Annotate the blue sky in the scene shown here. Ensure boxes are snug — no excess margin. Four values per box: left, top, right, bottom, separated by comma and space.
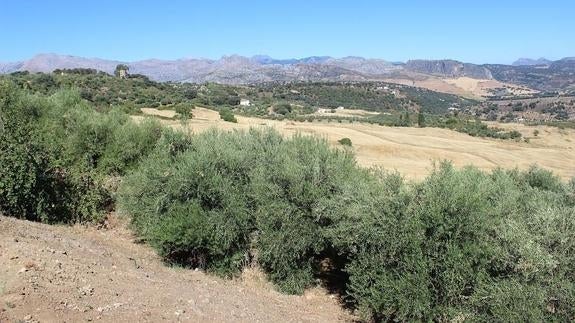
0, 0, 573, 64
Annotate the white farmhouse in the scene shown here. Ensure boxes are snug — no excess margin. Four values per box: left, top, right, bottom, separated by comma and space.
240, 99, 251, 106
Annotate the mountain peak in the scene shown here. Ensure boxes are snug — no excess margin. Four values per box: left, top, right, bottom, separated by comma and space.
512, 57, 551, 66
405, 59, 493, 79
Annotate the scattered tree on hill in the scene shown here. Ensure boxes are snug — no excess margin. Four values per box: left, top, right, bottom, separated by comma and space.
273, 103, 292, 115
175, 104, 192, 120
401, 110, 411, 126
418, 111, 426, 127
114, 64, 129, 78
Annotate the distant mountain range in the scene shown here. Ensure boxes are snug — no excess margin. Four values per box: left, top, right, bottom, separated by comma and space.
512, 58, 552, 66
404, 60, 493, 79
1, 53, 574, 92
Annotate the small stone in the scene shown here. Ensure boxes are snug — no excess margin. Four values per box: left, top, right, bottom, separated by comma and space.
79, 285, 94, 296
24, 314, 32, 320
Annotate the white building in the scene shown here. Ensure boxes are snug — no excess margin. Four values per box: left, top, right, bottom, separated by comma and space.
240, 99, 251, 106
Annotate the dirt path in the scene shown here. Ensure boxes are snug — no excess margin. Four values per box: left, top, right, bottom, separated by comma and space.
0, 215, 353, 322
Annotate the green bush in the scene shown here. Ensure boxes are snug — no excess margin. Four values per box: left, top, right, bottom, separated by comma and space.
250, 134, 360, 293
273, 103, 292, 115
116, 125, 574, 321
0, 86, 163, 223
118, 129, 268, 275
99, 118, 163, 175
340, 163, 575, 321
174, 103, 192, 120
338, 137, 352, 146
118, 129, 364, 287
0, 84, 108, 223
0, 124, 54, 221
219, 109, 237, 123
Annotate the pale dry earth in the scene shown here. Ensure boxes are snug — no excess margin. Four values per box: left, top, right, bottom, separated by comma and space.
443, 77, 537, 97
0, 215, 353, 323
138, 107, 575, 181
384, 76, 536, 99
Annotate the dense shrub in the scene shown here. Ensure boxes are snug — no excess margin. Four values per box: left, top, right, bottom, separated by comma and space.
250, 134, 361, 293
118, 129, 269, 275
0, 117, 54, 221
117, 125, 574, 321
0, 83, 107, 222
219, 109, 237, 123
0, 85, 164, 223
338, 137, 352, 146
118, 129, 364, 286
174, 103, 192, 120
338, 163, 575, 321
0, 82, 54, 220
273, 103, 292, 115
99, 118, 163, 175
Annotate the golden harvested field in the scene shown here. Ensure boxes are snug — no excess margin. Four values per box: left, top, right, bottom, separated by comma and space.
443, 77, 537, 97
136, 108, 575, 181
384, 75, 536, 99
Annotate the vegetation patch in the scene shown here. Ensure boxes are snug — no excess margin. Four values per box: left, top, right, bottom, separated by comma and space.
116, 130, 575, 321
338, 137, 352, 146
219, 109, 238, 123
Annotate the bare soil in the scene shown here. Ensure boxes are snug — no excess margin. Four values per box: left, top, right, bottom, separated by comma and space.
0, 215, 353, 323
384, 75, 536, 99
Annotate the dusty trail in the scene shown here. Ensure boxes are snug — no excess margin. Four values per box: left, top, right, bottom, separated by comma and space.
0, 215, 352, 322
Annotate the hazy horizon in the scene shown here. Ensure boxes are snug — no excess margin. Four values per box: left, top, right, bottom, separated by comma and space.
0, 52, 569, 66
1, 0, 573, 64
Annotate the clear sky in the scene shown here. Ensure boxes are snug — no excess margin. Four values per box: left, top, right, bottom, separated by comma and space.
0, 0, 573, 64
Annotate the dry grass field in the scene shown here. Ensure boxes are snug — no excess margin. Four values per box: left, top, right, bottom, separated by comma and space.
384, 75, 536, 99
137, 108, 575, 181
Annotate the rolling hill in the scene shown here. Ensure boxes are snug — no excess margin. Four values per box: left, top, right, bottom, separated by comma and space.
1, 54, 574, 95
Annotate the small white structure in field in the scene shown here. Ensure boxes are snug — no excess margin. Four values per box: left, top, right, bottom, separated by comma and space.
337, 106, 344, 110
240, 99, 251, 106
